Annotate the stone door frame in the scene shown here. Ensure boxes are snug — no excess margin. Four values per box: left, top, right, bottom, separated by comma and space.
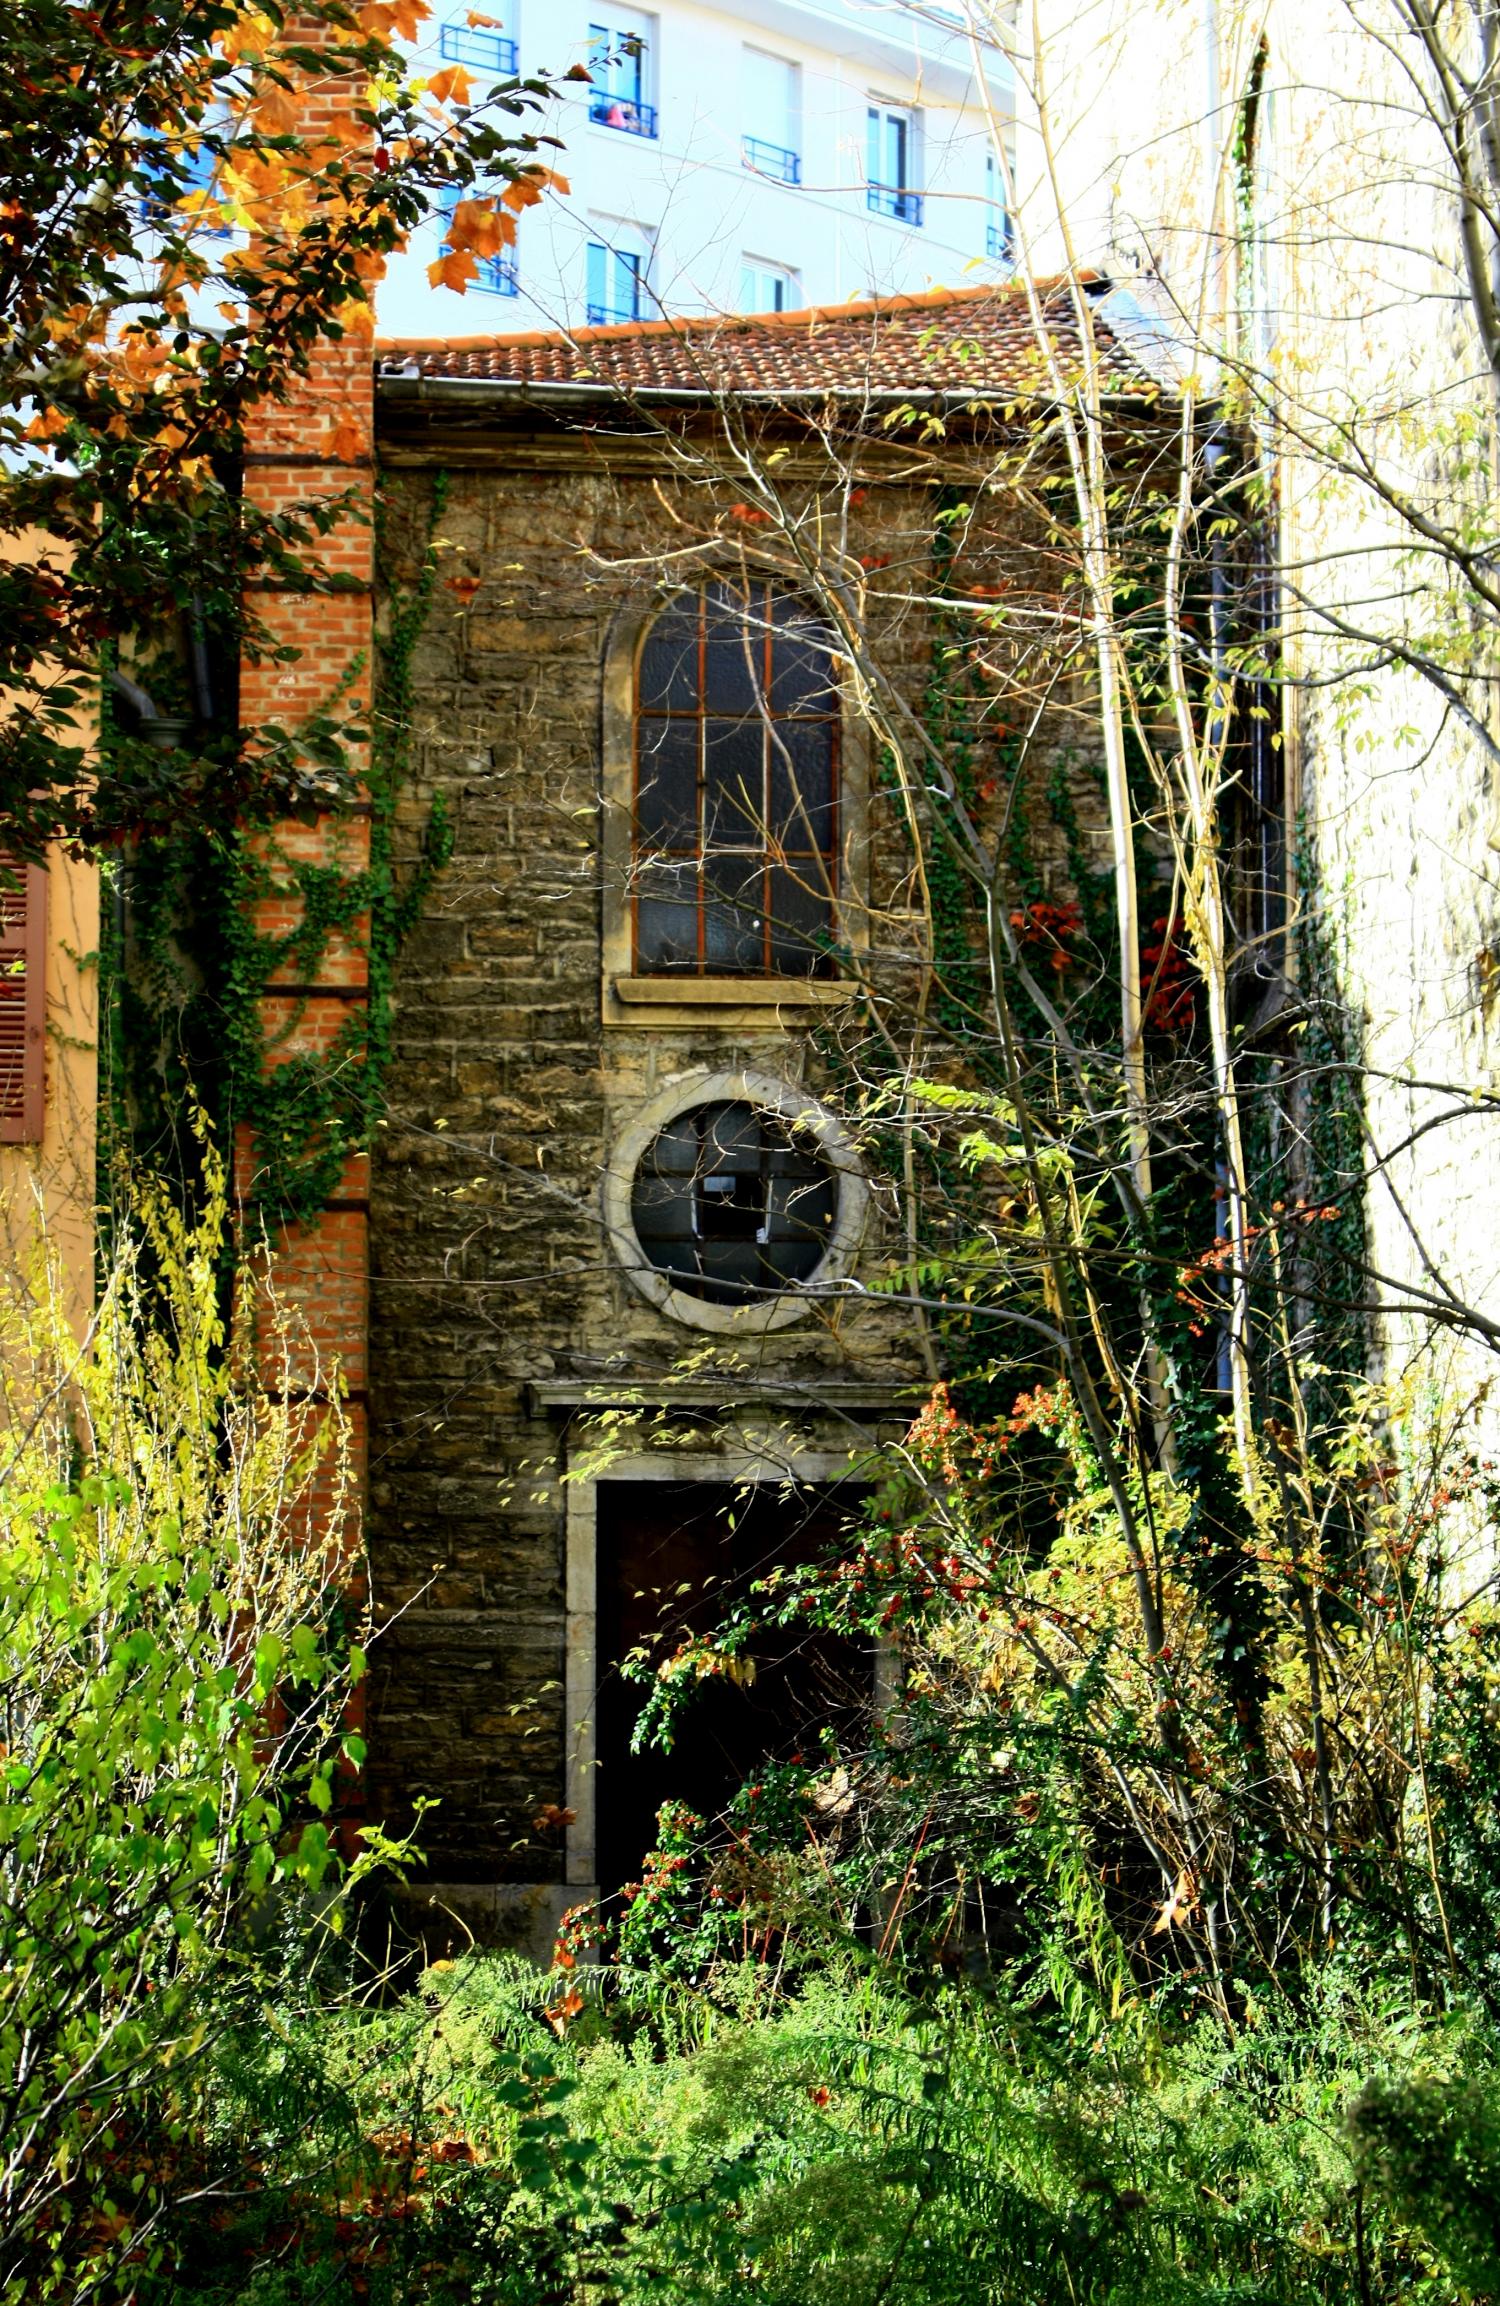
562, 1440, 878, 1892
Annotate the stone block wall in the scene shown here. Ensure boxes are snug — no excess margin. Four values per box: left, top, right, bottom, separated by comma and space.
362, 405, 1116, 1895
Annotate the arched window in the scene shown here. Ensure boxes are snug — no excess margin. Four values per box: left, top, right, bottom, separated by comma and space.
633, 581, 839, 975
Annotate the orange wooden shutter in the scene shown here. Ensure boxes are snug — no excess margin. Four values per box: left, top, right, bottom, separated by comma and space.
0, 859, 46, 1144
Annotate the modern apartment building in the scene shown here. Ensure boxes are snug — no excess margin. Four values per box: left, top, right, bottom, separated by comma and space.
376, 0, 1015, 334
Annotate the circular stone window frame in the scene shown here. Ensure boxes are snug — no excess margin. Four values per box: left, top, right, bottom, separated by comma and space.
603, 1067, 870, 1334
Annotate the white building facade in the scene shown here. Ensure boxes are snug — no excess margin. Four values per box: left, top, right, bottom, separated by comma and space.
376, 0, 1015, 335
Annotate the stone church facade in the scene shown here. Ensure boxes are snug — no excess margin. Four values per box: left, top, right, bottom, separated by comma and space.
334, 291, 1129, 1948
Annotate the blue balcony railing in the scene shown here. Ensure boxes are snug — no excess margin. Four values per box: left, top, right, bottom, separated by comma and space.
867, 182, 923, 226
586, 301, 641, 325
741, 136, 801, 184
473, 252, 520, 295
987, 218, 1015, 263
589, 91, 657, 135
440, 22, 518, 73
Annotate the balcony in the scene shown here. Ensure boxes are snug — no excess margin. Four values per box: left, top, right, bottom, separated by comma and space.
589, 92, 658, 137
866, 182, 923, 226
987, 218, 1014, 263
587, 302, 641, 325
440, 22, 518, 73
742, 136, 801, 184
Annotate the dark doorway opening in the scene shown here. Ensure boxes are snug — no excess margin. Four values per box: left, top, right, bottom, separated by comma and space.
594, 1480, 868, 1903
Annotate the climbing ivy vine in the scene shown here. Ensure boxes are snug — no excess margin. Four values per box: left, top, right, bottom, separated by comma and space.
102, 475, 454, 1227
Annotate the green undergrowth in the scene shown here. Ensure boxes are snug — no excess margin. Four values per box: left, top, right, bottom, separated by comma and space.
153, 1949, 1500, 2304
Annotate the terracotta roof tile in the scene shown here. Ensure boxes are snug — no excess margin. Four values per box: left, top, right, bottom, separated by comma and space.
375, 280, 1158, 401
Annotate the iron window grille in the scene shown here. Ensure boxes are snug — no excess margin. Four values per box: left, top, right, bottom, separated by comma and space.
440, 21, 518, 72
987, 217, 1014, 262
741, 136, 800, 183
632, 581, 840, 978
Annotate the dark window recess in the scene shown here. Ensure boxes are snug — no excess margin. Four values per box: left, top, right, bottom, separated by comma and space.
633, 580, 839, 976
631, 1098, 836, 1305
595, 1481, 870, 1904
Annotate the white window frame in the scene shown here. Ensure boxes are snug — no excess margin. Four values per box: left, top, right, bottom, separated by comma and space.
740, 256, 800, 314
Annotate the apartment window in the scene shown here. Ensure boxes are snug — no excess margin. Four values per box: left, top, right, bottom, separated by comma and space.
867, 102, 922, 225
741, 259, 799, 313
140, 124, 233, 238
0, 860, 46, 1144
589, 12, 657, 137
588, 238, 646, 324
742, 49, 800, 183
985, 150, 1014, 264
633, 581, 840, 977
439, 18, 518, 74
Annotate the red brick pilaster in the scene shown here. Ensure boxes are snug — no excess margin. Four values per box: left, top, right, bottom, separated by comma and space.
236, 36, 374, 1696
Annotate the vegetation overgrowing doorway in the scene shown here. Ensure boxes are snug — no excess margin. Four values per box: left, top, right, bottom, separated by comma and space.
593, 1480, 869, 1904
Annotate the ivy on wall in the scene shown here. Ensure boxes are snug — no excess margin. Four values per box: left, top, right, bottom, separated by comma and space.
101, 474, 454, 1228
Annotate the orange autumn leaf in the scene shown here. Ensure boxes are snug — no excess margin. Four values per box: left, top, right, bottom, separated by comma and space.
466, 8, 504, 22
426, 64, 473, 105
24, 408, 70, 442
445, 197, 514, 255
327, 407, 367, 459
253, 84, 299, 136
544, 1985, 584, 2037
428, 247, 477, 291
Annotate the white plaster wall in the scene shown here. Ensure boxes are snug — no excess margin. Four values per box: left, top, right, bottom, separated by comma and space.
1012, 0, 1500, 1432
376, 0, 1016, 334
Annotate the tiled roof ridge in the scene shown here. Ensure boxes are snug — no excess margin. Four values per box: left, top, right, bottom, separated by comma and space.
374, 274, 1105, 363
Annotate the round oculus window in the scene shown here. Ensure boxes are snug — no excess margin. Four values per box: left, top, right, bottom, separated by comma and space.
630, 1098, 838, 1308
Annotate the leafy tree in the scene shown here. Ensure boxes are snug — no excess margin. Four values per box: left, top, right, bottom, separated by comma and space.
0, 0, 571, 855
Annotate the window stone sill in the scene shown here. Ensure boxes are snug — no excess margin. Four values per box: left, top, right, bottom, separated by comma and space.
610, 974, 856, 1016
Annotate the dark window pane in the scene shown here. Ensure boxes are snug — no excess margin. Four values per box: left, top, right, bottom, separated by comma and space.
769, 721, 835, 852
703, 860, 764, 970
767, 864, 834, 973
637, 718, 698, 845
702, 583, 765, 712
703, 718, 764, 849
636, 858, 699, 970
638, 597, 700, 710
698, 1101, 761, 1173
646, 1112, 705, 1175
766, 1167, 837, 1244
696, 1240, 766, 1300
631, 1171, 695, 1239
761, 1234, 827, 1284
769, 595, 837, 714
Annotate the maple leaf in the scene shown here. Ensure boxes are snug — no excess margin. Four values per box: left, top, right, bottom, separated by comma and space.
327, 408, 367, 459
467, 9, 504, 23
427, 65, 473, 105
253, 83, 299, 136
428, 247, 477, 291
445, 198, 514, 256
